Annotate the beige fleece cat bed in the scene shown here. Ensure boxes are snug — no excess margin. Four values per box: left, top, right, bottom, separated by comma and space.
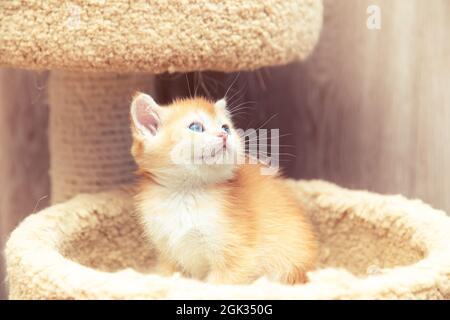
5, 180, 450, 299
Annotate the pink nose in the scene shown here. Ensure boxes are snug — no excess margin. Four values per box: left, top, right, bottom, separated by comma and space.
217, 132, 228, 144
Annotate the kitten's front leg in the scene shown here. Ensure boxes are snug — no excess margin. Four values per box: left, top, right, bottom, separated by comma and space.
156, 254, 179, 277
206, 266, 255, 285
206, 249, 258, 284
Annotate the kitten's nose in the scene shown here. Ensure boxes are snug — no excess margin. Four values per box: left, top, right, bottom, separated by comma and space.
217, 132, 228, 144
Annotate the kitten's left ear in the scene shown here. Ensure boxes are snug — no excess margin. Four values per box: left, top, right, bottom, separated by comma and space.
215, 98, 227, 110
130, 92, 165, 138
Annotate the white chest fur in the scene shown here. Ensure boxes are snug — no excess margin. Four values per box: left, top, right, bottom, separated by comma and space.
139, 188, 225, 279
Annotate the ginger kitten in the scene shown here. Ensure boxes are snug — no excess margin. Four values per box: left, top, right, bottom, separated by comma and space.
130, 93, 317, 285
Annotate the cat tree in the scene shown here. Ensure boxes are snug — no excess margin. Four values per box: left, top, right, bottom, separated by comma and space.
2, 1, 450, 299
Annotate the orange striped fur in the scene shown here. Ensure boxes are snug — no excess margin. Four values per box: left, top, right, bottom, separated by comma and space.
130, 93, 317, 285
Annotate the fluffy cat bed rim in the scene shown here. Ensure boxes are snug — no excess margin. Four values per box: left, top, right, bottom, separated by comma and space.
0, 0, 323, 73
5, 180, 450, 299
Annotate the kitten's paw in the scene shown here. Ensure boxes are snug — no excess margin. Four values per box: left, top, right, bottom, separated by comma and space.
277, 266, 308, 285
206, 272, 226, 284
155, 259, 178, 277
157, 267, 176, 277
206, 270, 252, 285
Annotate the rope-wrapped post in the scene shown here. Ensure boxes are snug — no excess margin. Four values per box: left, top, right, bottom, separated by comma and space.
48, 72, 154, 203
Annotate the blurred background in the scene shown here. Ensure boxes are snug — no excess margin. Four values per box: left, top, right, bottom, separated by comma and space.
1, 0, 449, 299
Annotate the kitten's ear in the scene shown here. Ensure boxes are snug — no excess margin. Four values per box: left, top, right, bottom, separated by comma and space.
130, 93, 165, 138
215, 98, 227, 110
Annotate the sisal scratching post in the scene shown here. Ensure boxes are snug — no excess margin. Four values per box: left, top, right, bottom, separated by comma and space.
48, 72, 153, 203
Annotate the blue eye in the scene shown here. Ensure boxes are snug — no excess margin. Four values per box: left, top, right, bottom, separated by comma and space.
189, 122, 204, 132
222, 124, 231, 134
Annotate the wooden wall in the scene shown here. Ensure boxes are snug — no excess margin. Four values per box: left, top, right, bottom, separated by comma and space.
1, 0, 449, 299
290, 0, 450, 210
0, 70, 50, 299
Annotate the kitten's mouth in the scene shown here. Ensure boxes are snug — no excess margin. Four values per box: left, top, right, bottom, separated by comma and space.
207, 146, 224, 158
197, 144, 228, 162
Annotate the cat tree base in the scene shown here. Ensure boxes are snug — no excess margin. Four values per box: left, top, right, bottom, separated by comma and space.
5, 180, 450, 299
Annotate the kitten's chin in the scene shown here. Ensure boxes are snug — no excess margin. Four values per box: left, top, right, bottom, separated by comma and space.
190, 155, 237, 185
162, 146, 242, 187
196, 162, 237, 185
153, 160, 237, 189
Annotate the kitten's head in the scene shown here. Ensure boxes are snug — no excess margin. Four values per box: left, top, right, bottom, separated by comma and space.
130, 93, 243, 187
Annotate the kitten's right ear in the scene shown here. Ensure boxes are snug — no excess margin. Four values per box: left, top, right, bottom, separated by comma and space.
130, 93, 165, 138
